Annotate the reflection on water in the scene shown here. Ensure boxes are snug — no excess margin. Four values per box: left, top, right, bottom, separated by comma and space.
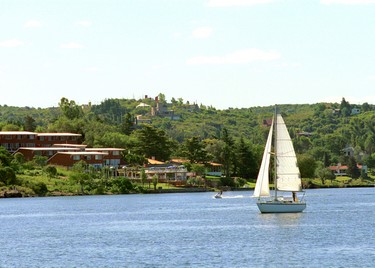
0, 188, 375, 267
258, 211, 303, 226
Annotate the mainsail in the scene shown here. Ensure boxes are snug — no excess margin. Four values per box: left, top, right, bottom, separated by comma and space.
253, 119, 273, 198
275, 114, 302, 192
254, 109, 306, 213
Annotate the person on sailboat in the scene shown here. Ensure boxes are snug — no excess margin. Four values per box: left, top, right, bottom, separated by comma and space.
292, 192, 298, 202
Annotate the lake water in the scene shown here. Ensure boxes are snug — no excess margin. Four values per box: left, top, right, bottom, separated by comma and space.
1, 187, 374, 267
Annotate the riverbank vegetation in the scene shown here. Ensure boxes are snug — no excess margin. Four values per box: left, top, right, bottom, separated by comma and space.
1, 95, 375, 197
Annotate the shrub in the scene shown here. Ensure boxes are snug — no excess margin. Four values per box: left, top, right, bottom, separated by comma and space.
0, 167, 17, 185
31, 182, 48, 196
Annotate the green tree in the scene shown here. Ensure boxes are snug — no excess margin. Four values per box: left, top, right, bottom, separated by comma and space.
33, 155, 48, 168
45, 165, 57, 178
2, 124, 21, 131
152, 174, 158, 190
221, 128, 234, 178
122, 112, 134, 135
158, 93, 166, 104
316, 167, 335, 185
205, 138, 225, 163
24, 115, 36, 131
112, 177, 134, 194
95, 132, 130, 148
70, 161, 90, 194
13, 152, 25, 165
298, 154, 316, 179
347, 156, 360, 179
233, 137, 257, 179
0, 166, 17, 185
123, 150, 146, 167
365, 153, 375, 169
0, 147, 13, 167
141, 168, 147, 185
132, 125, 173, 161
191, 163, 206, 177
182, 136, 208, 164
340, 97, 351, 117
31, 182, 48, 196
59, 97, 83, 120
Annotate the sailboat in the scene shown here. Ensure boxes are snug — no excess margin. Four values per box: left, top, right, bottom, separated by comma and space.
253, 108, 306, 213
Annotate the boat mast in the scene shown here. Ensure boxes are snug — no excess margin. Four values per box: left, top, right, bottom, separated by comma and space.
273, 106, 278, 201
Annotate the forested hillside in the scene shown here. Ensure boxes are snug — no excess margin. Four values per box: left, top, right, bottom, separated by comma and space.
1, 95, 375, 182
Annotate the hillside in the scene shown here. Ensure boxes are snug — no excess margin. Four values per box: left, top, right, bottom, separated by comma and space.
1, 96, 375, 174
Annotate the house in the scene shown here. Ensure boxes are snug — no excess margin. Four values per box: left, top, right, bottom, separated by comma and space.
0, 131, 82, 153
206, 162, 222, 177
36, 133, 81, 147
14, 147, 81, 161
332, 109, 341, 115
170, 158, 223, 177
2, 131, 127, 169
134, 115, 152, 125
136, 102, 151, 108
262, 119, 272, 127
85, 148, 125, 167
328, 163, 367, 176
351, 108, 360, 115
0, 131, 37, 152
342, 146, 354, 157
47, 151, 109, 168
145, 165, 188, 181
120, 158, 190, 181
342, 145, 365, 161
297, 132, 312, 137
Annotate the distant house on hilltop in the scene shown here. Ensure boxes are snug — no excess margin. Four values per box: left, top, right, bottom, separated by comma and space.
351, 107, 360, 115
262, 119, 272, 127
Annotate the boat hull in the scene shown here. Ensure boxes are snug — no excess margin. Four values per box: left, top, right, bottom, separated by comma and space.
257, 201, 306, 213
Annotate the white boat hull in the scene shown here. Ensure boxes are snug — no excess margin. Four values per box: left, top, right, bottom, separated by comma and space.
257, 201, 306, 213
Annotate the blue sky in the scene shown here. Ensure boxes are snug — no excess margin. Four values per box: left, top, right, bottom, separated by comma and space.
1, 0, 375, 109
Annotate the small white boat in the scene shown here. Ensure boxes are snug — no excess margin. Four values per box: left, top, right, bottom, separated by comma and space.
214, 192, 223, 199
253, 107, 306, 213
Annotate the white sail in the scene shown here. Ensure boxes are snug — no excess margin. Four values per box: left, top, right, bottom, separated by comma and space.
275, 114, 302, 192
253, 119, 273, 197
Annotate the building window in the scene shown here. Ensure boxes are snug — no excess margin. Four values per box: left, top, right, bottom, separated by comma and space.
113, 151, 120, 156
95, 155, 102, 160
73, 155, 80, 161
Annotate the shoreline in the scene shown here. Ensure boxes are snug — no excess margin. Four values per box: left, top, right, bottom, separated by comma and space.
1, 184, 374, 198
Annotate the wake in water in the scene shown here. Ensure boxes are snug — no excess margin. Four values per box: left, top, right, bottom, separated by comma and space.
212, 195, 248, 199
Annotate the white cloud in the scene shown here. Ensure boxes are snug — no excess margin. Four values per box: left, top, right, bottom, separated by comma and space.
277, 62, 301, 68
83, 67, 100, 73
0, 39, 23, 48
60, 42, 84, 49
192, 27, 213, 39
173, 32, 183, 38
206, 0, 276, 7
0, 65, 6, 74
321, 0, 375, 4
77, 20, 92, 27
187, 48, 280, 65
24, 20, 42, 28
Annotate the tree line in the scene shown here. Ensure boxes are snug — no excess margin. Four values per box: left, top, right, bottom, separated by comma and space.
1, 96, 375, 190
